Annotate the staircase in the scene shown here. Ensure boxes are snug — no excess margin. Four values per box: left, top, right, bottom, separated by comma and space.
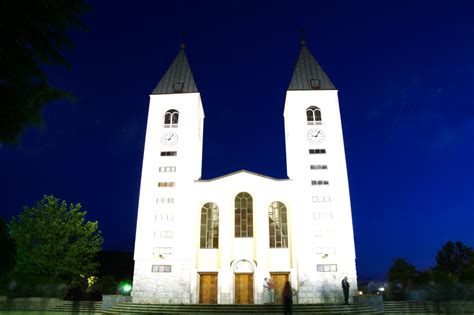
384, 301, 474, 314
0, 299, 102, 313
46, 301, 103, 313
103, 302, 381, 314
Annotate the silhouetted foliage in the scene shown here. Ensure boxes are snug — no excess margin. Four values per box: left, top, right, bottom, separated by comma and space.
387, 258, 418, 300
0, 0, 90, 143
388, 258, 418, 287
435, 241, 474, 281
9, 195, 103, 288
460, 266, 474, 282
0, 217, 16, 278
414, 269, 433, 286
386, 241, 474, 301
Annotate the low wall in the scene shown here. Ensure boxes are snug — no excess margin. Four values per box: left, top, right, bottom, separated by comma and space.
0, 297, 62, 310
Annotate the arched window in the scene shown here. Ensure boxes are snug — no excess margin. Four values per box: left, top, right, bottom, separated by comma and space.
268, 201, 288, 248
164, 109, 179, 128
306, 106, 322, 125
235, 192, 253, 237
200, 202, 219, 248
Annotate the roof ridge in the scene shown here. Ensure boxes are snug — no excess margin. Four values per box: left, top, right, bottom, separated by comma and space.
198, 169, 290, 182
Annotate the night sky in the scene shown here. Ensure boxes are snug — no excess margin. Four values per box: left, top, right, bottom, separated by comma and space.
2, 1, 474, 280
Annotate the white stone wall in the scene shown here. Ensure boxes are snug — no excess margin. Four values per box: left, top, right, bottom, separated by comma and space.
132, 92, 204, 303
132, 260, 192, 303
284, 90, 357, 304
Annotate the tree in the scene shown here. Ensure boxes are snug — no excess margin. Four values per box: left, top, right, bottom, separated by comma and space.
9, 195, 103, 286
435, 241, 474, 281
0, 216, 16, 278
387, 258, 418, 300
0, 0, 90, 143
388, 258, 418, 287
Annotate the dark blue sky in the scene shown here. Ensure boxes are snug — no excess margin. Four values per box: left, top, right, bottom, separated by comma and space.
2, 0, 474, 280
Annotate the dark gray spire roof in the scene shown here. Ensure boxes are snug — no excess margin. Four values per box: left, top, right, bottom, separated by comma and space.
288, 42, 336, 90
151, 46, 198, 94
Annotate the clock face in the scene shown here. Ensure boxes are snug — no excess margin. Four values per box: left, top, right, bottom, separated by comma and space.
161, 131, 178, 147
307, 128, 325, 144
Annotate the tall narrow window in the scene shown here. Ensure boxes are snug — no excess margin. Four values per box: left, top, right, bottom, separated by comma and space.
235, 192, 253, 237
200, 202, 219, 249
268, 202, 288, 248
164, 109, 179, 128
306, 106, 322, 125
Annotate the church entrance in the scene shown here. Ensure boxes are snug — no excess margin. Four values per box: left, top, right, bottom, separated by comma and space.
199, 273, 218, 304
234, 273, 254, 304
271, 272, 289, 304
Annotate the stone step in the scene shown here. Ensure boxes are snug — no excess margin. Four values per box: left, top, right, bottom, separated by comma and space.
104, 311, 379, 315
384, 312, 474, 314
104, 312, 379, 315
41, 302, 101, 304
108, 306, 376, 312
384, 302, 474, 307
50, 302, 102, 306
112, 304, 373, 308
103, 303, 381, 314
0, 300, 102, 313
47, 301, 103, 312
47, 309, 102, 312
383, 301, 474, 314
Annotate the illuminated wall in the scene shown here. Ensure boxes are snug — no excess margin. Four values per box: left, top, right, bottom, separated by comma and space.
131, 47, 358, 304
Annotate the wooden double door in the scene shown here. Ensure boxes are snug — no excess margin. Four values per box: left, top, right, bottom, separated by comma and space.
271, 273, 289, 304
199, 273, 218, 304
235, 273, 254, 304
200, 272, 284, 304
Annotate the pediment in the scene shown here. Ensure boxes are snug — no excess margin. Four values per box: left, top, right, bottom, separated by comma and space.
198, 169, 288, 184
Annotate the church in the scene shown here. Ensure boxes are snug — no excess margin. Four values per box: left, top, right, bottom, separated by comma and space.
131, 40, 357, 305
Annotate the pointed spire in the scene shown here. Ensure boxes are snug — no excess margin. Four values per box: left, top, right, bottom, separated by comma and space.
288, 40, 336, 91
151, 41, 198, 95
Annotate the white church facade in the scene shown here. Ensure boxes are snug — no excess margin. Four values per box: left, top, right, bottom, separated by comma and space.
132, 41, 358, 304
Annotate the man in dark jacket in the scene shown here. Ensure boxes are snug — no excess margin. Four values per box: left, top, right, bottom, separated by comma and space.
341, 277, 350, 305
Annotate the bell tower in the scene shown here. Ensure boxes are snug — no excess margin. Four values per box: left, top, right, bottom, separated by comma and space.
132, 44, 205, 303
284, 40, 357, 302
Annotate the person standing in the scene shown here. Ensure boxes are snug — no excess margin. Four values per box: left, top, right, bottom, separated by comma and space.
282, 281, 293, 315
341, 276, 350, 305
268, 278, 275, 304
263, 277, 270, 304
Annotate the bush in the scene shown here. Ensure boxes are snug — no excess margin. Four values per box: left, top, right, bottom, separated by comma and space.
4, 274, 67, 298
